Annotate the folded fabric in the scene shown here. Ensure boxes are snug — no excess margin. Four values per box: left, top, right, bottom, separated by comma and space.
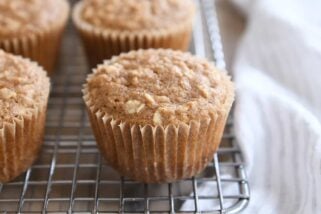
183, 0, 321, 213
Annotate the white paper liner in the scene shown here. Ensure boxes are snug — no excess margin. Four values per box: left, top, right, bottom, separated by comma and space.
0, 105, 48, 183
84, 89, 233, 183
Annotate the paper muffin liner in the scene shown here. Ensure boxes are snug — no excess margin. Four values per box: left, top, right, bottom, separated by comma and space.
0, 104, 48, 183
0, 2, 70, 75
72, 2, 194, 68
83, 89, 232, 183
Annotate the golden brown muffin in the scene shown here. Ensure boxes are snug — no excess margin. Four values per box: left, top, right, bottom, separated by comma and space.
83, 49, 234, 183
73, 0, 195, 67
0, 0, 70, 74
0, 50, 50, 183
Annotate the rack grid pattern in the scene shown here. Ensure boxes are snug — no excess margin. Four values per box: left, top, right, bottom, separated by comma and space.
0, 0, 250, 213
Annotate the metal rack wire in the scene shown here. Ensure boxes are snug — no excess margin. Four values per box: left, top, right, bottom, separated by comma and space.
0, 0, 250, 213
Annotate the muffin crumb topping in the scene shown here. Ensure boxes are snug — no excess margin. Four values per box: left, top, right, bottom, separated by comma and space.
80, 0, 195, 31
0, 0, 68, 39
0, 50, 50, 127
0, 88, 17, 100
86, 49, 234, 126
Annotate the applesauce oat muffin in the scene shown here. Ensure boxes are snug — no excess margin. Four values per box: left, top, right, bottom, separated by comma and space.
0, 0, 70, 74
83, 49, 234, 183
0, 50, 50, 183
73, 0, 195, 67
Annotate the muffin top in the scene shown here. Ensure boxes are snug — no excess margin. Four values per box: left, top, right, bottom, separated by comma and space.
79, 0, 195, 31
0, 0, 69, 39
85, 49, 234, 126
0, 50, 50, 128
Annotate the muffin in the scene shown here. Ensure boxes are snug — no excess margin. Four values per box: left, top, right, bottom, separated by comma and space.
0, 0, 70, 74
73, 0, 195, 67
83, 49, 234, 183
0, 50, 50, 183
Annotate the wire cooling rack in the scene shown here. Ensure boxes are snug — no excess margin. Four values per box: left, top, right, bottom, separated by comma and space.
0, 0, 250, 213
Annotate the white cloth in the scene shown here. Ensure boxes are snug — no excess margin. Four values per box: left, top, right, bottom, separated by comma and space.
183, 0, 321, 213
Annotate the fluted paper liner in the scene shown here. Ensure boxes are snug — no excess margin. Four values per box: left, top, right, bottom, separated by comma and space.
72, 2, 194, 68
0, 2, 70, 75
0, 104, 47, 183
83, 89, 232, 183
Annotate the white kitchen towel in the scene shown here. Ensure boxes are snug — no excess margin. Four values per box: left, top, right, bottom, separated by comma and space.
183, 0, 321, 213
